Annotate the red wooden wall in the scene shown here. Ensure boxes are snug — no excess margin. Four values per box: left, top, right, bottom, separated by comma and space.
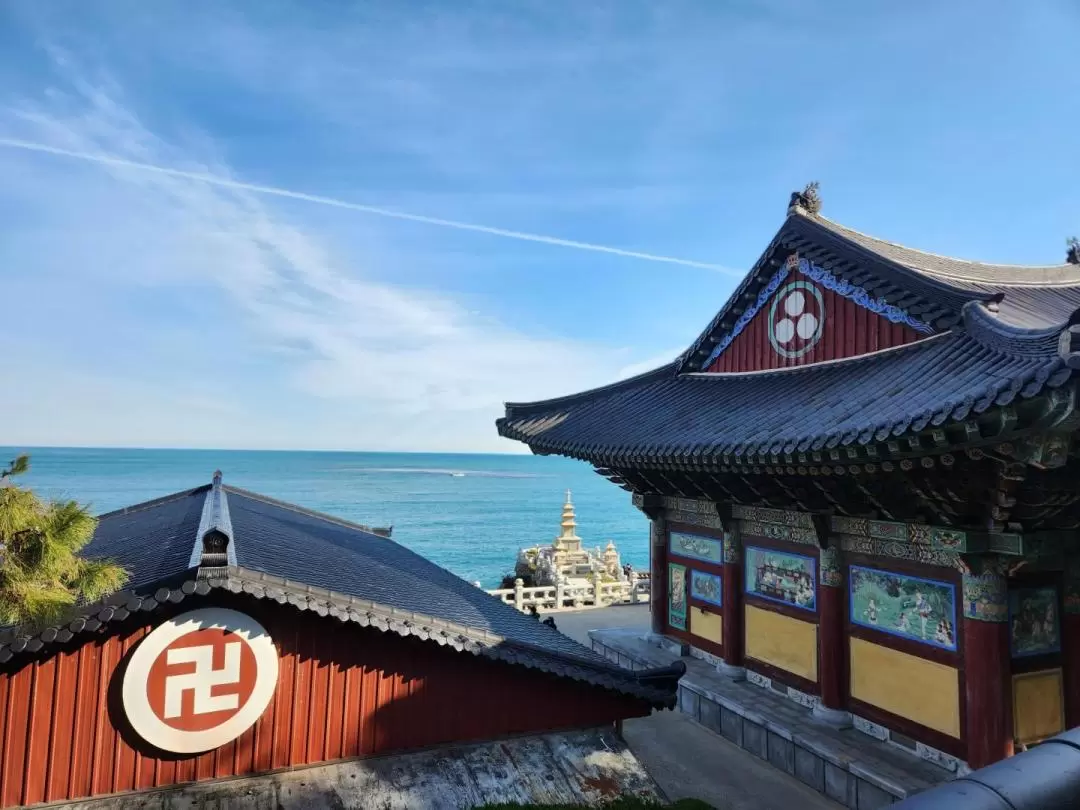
0, 596, 649, 808
707, 268, 925, 373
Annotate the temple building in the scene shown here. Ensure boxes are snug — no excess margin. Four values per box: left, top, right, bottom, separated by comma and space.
498, 185, 1080, 775
0, 474, 681, 809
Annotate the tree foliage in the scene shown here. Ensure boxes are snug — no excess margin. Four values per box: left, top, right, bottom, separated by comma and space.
0, 455, 128, 630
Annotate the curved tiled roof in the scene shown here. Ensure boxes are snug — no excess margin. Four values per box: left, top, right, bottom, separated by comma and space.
811, 216, 1080, 288
0, 482, 684, 708
679, 210, 1080, 374
963, 284, 1080, 329
499, 302, 1079, 463
0, 572, 685, 708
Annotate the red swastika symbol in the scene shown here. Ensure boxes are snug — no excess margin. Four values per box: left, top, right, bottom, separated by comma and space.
144, 627, 258, 732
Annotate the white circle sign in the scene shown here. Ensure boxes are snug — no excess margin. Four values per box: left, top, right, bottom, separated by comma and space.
121, 608, 279, 754
768, 280, 826, 358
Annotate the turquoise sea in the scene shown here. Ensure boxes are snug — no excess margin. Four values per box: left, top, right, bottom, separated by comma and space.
1, 447, 647, 588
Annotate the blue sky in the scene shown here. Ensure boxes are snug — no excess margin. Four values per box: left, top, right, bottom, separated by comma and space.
1, 1, 1077, 452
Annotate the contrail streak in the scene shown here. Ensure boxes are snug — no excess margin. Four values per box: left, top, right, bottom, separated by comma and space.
0, 137, 738, 274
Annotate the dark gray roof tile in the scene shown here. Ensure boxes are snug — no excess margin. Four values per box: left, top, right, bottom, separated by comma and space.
499, 303, 1074, 464
84, 487, 207, 589
64, 481, 627, 681
812, 216, 1080, 287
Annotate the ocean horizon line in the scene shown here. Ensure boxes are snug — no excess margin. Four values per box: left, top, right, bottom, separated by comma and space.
0, 444, 532, 457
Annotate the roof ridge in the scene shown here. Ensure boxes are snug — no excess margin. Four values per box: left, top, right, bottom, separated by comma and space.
222, 484, 390, 538
189, 472, 236, 569
814, 213, 1075, 278
95, 485, 209, 520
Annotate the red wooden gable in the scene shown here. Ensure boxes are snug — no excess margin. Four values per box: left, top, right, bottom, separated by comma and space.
0, 595, 648, 809
706, 266, 929, 373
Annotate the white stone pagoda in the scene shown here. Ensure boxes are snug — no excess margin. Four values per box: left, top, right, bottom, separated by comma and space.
514, 491, 625, 588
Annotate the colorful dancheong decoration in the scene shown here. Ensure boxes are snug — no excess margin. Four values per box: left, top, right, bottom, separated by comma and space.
669, 564, 687, 630
669, 531, 723, 564
690, 570, 723, 607
121, 608, 279, 754
848, 566, 957, 652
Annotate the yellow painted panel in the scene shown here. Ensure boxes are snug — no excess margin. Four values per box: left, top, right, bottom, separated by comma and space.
744, 605, 817, 682
1013, 669, 1065, 745
691, 607, 723, 646
849, 637, 960, 738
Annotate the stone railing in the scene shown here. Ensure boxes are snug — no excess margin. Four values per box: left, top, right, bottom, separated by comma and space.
487, 574, 650, 614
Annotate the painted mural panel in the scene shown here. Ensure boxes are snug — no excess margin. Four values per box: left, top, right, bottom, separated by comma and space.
1009, 586, 1061, 658
849, 566, 957, 651
690, 570, 723, 607
669, 564, 687, 630
744, 547, 816, 611
669, 531, 723, 564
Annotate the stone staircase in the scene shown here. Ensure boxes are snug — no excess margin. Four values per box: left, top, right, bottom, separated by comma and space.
589, 628, 957, 810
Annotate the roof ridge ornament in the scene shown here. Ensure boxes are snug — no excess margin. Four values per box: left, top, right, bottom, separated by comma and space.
788, 182, 822, 216
1067, 237, 1080, 266
189, 470, 236, 574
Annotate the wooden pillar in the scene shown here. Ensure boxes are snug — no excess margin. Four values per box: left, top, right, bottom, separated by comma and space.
720, 527, 744, 678
810, 520, 851, 727
817, 546, 848, 705
648, 510, 668, 635
962, 559, 1014, 769
1064, 559, 1080, 727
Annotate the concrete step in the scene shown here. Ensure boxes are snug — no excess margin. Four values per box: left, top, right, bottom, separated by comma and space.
590, 628, 959, 810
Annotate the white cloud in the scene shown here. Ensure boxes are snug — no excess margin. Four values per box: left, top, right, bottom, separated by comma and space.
0, 59, 669, 452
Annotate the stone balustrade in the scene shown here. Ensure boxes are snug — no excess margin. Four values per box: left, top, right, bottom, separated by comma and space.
487, 575, 650, 613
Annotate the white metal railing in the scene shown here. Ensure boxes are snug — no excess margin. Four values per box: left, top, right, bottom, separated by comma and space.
486, 574, 650, 614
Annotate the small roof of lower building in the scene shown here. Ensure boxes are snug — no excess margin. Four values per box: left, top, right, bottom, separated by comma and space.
0, 475, 683, 707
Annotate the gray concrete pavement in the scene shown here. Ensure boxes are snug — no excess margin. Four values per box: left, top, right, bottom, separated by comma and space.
552, 606, 841, 810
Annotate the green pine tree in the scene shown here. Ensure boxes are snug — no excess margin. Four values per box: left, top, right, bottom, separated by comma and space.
0, 454, 128, 630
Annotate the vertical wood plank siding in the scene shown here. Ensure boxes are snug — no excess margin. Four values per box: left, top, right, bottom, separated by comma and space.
0, 598, 648, 808
707, 271, 925, 373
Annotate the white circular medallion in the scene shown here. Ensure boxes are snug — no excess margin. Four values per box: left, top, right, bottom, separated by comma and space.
121, 608, 279, 754
768, 280, 826, 359
774, 318, 796, 344
783, 291, 806, 316
796, 312, 819, 339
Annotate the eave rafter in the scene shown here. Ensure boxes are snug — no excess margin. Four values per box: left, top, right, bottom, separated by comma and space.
597, 445, 1080, 532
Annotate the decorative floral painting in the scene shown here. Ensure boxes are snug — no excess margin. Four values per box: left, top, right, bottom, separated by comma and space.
744, 547, 816, 611
669, 531, 723, 564
691, 570, 723, 607
669, 563, 687, 630
1009, 586, 1061, 658
849, 566, 957, 651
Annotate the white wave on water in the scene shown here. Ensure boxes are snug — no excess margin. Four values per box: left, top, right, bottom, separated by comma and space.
350, 467, 543, 479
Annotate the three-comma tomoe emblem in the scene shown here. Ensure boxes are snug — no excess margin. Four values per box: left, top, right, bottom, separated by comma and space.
122, 608, 279, 754
768, 280, 825, 359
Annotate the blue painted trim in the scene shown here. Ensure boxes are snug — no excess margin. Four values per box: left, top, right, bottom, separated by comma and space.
797, 258, 935, 335
701, 264, 791, 368
700, 258, 934, 370
744, 546, 817, 613
669, 531, 724, 564
1008, 586, 1062, 659
690, 570, 723, 607
848, 565, 958, 652
748, 590, 817, 613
